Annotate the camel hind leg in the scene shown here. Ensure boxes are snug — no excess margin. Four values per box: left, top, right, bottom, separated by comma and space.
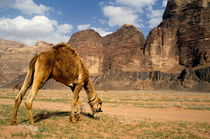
11, 69, 34, 125
25, 61, 51, 125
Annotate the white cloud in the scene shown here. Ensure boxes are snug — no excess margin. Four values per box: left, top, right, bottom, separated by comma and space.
147, 17, 162, 28
147, 9, 164, 28
162, 0, 168, 7
91, 27, 112, 36
103, 6, 138, 27
57, 24, 73, 34
0, 16, 73, 45
77, 24, 91, 30
116, 0, 156, 9
103, 0, 164, 29
102, 0, 158, 28
0, 0, 50, 15
147, 9, 164, 18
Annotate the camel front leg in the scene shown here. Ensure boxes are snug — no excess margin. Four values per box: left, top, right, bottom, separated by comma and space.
76, 100, 81, 121
70, 83, 83, 123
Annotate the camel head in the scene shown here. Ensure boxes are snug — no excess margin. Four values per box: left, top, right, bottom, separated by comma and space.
88, 95, 103, 119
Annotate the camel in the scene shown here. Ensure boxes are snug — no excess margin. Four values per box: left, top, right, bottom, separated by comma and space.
12, 84, 21, 92
11, 43, 102, 125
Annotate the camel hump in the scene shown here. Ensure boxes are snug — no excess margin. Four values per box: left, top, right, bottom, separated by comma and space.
52, 42, 75, 51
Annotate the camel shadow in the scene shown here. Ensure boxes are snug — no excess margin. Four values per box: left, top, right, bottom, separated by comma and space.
20, 111, 94, 124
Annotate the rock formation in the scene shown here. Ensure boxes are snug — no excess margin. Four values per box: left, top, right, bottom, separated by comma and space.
144, 0, 210, 73
0, 39, 51, 87
68, 29, 103, 75
68, 24, 147, 73
101, 24, 148, 72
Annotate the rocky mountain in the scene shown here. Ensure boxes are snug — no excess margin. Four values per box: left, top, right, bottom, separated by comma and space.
68, 24, 147, 74
68, 0, 210, 91
0, 0, 210, 91
0, 39, 52, 87
144, 0, 210, 73
68, 29, 103, 75
101, 24, 148, 72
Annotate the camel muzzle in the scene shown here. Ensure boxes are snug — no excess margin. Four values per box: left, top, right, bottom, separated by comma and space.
96, 108, 103, 112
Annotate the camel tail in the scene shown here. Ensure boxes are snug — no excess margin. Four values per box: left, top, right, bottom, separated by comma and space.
21, 56, 38, 90
23, 56, 38, 88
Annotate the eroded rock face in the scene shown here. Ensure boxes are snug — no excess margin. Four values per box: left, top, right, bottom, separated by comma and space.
144, 0, 210, 72
68, 24, 147, 74
35, 41, 53, 51
0, 39, 51, 87
68, 29, 103, 75
102, 24, 147, 72
144, 26, 181, 73
176, 0, 210, 67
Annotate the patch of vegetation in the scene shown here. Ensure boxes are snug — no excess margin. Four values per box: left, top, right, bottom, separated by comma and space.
0, 104, 210, 138
188, 106, 210, 111
0, 96, 15, 99
35, 98, 70, 103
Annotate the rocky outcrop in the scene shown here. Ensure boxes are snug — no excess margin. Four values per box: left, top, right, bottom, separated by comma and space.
176, 0, 210, 67
92, 67, 210, 91
0, 39, 34, 86
144, 0, 210, 72
35, 41, 53, 51
68, 24, 147, 73
0, 39, 51, 87
68, 29, 103, 75
102, 24, 147, 72
0, 38, 25, 48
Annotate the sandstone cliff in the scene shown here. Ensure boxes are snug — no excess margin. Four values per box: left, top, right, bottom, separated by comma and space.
102, 24, 148, 72
0, 39, 52, 87
144, 0, 210, 73
68, 24, 147, 73
68, 29, 103, 75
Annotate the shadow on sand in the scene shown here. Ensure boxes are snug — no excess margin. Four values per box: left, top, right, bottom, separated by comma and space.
20, 111, 94, 124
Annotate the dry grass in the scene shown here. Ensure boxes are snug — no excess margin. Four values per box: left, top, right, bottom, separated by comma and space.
0, 89, 210, 138
0, 104, 210, 139
1, 89, 210, 110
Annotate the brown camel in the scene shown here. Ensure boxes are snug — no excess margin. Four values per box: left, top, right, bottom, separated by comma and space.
11, 43, 102, 125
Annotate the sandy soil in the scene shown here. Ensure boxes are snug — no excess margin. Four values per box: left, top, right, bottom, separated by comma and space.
1, 97, 210, 123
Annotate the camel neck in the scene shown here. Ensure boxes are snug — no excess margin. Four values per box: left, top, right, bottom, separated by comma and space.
87, 89, 96, 101
85, 78, 97, 101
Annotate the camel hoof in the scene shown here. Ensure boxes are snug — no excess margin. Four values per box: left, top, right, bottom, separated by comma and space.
93, 113, 100, 119
71, 120, 77, 124
75, 114, 82, 121
70, 119, 77, 124
69, 116, 77, 124
11, 121, 17, 125
94, 116, 100, 119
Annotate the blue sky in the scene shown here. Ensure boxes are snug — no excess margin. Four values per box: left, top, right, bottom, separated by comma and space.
0, 0, 167, 45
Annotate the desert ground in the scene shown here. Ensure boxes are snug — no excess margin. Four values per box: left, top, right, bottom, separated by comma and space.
0, 89, 210, 138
